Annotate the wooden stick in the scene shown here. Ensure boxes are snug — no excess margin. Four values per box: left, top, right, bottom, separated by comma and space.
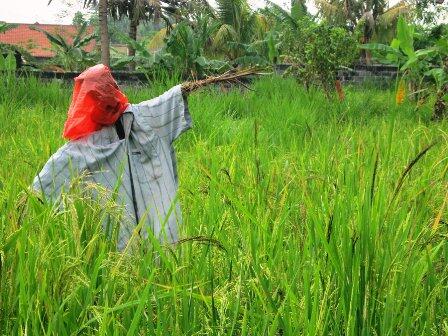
180, 68, 265, 94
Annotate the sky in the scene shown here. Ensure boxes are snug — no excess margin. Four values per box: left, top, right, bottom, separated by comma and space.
0, 0, 291, 25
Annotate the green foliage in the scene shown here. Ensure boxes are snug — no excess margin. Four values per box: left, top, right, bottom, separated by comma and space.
165, 21, 229, 78
265, 1, 357, 96
0, 21, 18, 34
111, 17, 229, 78
362, 16, 448, 118
277, 14, 357, 96
212, 0, 270, 61
362, 17, 445, 80
110, 30, 173, 71
299, 24, 357, 94
413, 0, 448, 25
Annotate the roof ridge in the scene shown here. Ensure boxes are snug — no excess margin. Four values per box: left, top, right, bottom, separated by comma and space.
5, 22, 93, 27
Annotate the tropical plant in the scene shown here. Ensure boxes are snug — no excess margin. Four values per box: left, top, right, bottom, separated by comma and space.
426, 39, 448, 119
362, 16, 448, 118
264, 0, 311, 57
110, 30, 172, 71
293, 23, 358, 97
211, 0, 270, 60
108, 0, 181, 67
112, 16, 229, 78
226, 29, 281, 67
165, 21, 229, 78
31, 22, 98, 71
361, 16, 433, 100
412, 0, 448, 24
0, 23, 31, 69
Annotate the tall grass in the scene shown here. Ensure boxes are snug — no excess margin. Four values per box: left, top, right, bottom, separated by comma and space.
0, 74, 447, 335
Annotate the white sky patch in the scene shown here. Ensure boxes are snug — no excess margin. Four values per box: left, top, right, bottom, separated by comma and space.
0, 0, 293, 24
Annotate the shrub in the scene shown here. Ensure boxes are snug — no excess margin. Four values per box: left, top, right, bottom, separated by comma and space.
281, 18, 358, 98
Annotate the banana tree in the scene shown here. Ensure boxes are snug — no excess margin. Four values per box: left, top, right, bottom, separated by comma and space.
362, 16, 448, 117
31, 22, 97, 71
165, 21, 229, 78
361, 17, 435, 98
112, 17, 229, 78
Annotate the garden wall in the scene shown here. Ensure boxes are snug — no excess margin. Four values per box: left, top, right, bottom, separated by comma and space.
275, 63, 398, 86
337, 64, 398, 86
8, 64, 399, 87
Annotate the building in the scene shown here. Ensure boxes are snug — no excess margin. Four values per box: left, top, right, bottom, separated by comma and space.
0, 23, 96, 61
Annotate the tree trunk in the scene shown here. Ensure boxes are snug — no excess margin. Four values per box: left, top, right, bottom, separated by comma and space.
98, 0, 110, 66
432, 58, 448, 120
128, 21, 137, 57
128, 17, 138, 71
126, 0, 138, 71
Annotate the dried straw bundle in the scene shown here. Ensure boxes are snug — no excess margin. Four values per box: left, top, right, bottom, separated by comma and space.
181, 68, 263, 94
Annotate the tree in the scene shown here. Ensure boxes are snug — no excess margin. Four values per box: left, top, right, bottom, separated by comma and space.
211, 0, 270, 60
412, 0, 447, 24
98, 0, 110, 65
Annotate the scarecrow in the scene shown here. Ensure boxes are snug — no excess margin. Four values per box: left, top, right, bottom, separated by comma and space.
33, 64, 255, 250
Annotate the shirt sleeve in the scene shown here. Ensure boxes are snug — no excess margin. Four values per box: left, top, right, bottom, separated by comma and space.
32, 144, 79, 202
134, 85, 192, 144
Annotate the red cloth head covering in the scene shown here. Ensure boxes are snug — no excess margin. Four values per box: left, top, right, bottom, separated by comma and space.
63, 64, 129, 140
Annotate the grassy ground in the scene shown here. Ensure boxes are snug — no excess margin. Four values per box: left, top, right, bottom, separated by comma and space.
0, 74, 447, 335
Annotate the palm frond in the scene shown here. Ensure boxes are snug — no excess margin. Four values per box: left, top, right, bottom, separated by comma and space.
148, 27, 169, 51
314, 0, 342, 17
377, 1, 411, 27
265, 0, 299, 30
213, 24, 238, 49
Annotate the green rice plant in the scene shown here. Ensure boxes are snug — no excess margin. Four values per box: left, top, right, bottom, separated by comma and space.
0, 75, 447, 335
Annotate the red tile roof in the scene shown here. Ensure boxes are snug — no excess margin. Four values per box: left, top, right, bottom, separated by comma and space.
0, 23, 96, 58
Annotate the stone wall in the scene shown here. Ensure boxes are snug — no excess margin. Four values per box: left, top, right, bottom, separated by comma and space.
275, 63, 398, 86
337, 64, 398, 86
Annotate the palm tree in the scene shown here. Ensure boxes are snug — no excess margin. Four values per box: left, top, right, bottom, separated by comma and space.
98, 0, 110, 65
315, 0, 411, 39
212, 0, 269, 60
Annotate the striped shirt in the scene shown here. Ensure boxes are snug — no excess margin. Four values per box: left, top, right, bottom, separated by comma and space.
32, 85, 192, 250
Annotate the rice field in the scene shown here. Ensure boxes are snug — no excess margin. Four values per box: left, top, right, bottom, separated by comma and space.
1, 74, 447, 335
